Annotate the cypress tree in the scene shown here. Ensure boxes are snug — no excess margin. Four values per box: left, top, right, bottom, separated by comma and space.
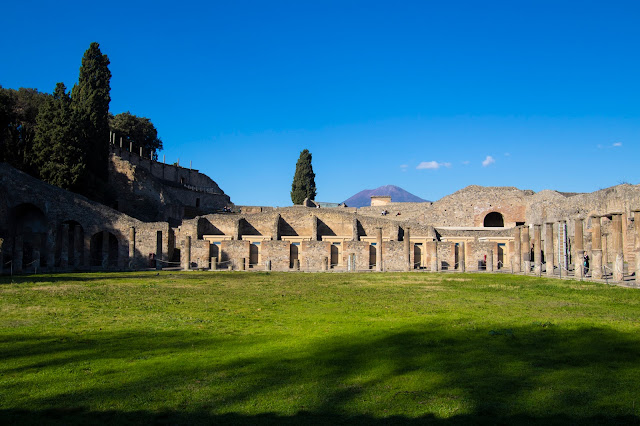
32, 83, 84, 190
290, 149, 316, 204
71, 42, 111, 186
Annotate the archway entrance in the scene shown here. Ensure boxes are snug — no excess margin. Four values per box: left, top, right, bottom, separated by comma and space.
484, 212, 504, 227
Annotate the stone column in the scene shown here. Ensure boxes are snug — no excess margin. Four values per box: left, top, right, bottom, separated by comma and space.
129, 227, 136, 268
84, 233, 92, 268
240, 258, 246, 271
533, 224, 542, 275
73, 225, 82, 268
351, 218, 359, 241
183, 236, 191, 270
487, 249, 494, 272
459, 242, 466, 272
611, 213, 624, 281
513, 227, 521, 273
156, 231, 163, 270
211, 257, 217, 270
60, 223, 69, 269
521, 225, 530, 274
322, 257, 328, 271
46, 226, 56, 270
545, 222, 554, 276
272, 214, 280, 241
102, 230, 110, 269
376, 227, 383, 272
311, 216, 318, 241
591, 215, 603, 279
429, 241, 439, 272
233, 219, 240, 241
404, 227, 411, 271
634, 210, 640, 284
574, 218, 584, 278
32, 248, 40, 273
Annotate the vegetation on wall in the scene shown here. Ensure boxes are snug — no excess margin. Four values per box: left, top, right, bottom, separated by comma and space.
109, 111, 163, 160
290, 148, 316, 205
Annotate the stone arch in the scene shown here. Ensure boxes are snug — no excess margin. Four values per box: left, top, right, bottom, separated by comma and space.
483, 211, 504, 227
90, 231, 120, 268
10, 203, 48, 271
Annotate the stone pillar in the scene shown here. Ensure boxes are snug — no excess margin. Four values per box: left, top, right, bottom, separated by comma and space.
272, 214, 280, 241
429, 241, 439, 272
60, 223, 69, 269
404, 227, 411, 271
265, 260, 271, 271
545, 223, 554, 276
376, 227, 383, 272
591, 215, 603, 279
47, 227, 56, 270
634, 210, 640, 284
459, 242, 466, 272
293, 259, 300, 271
352, 218, 359, 241
513, 227, 521, 273
532, 224, 542, 275
184, 236, 191, 270
233, 219, 240, 241
129, 227, 136, 268
240, 258, 246, 271
84, 233, 92, 268
574, 218, 584, 278
32, 248, 40, 272
211, 257, 217, 270
322, 257, 328, 271
73, 225, 82, 268
612, 213, 624, 281
102, 231, 110, 269
521, 225, 530, 274
487, 249, 494, 272
156, 231, 163, 270
311, 216, 318, 241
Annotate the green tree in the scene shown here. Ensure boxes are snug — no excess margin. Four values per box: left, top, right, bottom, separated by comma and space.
109, 111, 163, 160
32, 83, 84, 190
0, 87, 46, 173
71, 42, 112, 185
290, 149, 316, 204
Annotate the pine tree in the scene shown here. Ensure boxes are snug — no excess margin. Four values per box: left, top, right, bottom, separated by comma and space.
71, 42, 111, 186
32, 83, 84, 190
290, 149, 316, 204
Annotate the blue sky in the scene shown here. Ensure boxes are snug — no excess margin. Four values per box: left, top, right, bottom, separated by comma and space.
2, 1, 639, 206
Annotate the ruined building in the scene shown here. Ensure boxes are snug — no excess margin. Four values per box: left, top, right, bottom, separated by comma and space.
1, 138, 640, 282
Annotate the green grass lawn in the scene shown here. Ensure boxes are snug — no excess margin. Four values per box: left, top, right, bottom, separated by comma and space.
1, 271, 640, 425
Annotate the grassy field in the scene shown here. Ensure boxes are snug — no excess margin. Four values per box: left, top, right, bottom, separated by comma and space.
1, 271, 640, 425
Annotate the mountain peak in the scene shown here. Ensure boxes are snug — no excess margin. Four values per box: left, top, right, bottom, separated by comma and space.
343, 185, 429, 207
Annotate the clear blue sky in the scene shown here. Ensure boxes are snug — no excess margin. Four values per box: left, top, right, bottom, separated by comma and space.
2, 1, 639, 206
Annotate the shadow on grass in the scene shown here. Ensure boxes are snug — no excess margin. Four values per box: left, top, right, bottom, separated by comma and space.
1, 324, 640, 424
0, 271, 262, 285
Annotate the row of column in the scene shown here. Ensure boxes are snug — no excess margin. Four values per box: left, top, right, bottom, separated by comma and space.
513, 211, 637, 282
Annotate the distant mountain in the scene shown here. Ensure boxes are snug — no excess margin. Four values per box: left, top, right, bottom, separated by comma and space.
343, 185, 429, 208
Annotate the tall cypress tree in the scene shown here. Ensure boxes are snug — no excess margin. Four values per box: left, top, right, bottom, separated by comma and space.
290, 149, 316, 204
71, 42, 111, 186
32, 83, 84, 190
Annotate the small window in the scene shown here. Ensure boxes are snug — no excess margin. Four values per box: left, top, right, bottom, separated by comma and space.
195, 198, 200, 207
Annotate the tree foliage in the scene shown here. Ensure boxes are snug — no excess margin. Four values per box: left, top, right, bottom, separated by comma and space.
291, 149, 316, 205
0, 87, 47, 173
109, 111, 163, 160
32, 83, 85, 190
71, 42, 112, 184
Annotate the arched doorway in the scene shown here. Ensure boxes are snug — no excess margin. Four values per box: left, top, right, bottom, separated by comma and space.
484, 212, 504, 227
90, 231, 119, 268
11, 203, 48, 271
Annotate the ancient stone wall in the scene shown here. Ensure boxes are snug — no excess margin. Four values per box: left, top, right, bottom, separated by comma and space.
262, 240, 291, 271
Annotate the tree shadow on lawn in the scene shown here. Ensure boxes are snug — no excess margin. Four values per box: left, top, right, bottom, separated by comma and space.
1, 324, 639, 425
0, 271, 259, 285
